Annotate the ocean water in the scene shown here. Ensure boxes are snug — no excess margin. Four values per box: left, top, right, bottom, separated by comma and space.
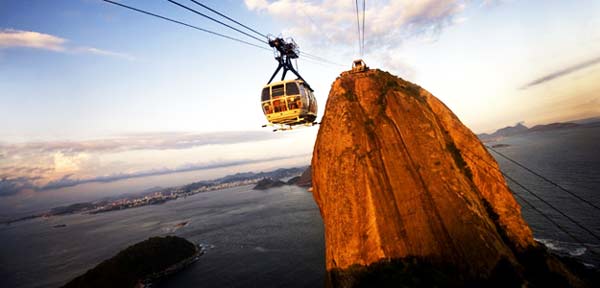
489, 124, 600, 266
0, 125, 598, 288
0, 185, 325, 288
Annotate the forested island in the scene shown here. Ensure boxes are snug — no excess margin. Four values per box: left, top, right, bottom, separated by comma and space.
62, 236, 201, 288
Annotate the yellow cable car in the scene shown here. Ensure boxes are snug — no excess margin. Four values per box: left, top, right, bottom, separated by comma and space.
261, 79, 317, 126
261, 37, 318, 131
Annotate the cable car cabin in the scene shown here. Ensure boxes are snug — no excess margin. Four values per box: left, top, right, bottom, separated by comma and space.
261, 80, 317, 126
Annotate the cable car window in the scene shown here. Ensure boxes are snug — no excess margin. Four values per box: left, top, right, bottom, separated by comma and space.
285, 82, 299, 95
288, 96, 301, 109
308, 93, 317, 113
261, 88, 270, 101
299, 85, 306, 97
273, 99, 287, 112
299, 85, 308, 108
263, 103, 272, 114
272, 84, 285, 98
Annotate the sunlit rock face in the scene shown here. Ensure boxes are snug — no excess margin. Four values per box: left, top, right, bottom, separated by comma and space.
311, 69, 584, 287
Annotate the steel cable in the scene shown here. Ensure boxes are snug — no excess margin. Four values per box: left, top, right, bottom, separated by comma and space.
487, 145, 600, 212
188, 0, 268, 38
102, 0, 271, 51
167, 0, 267, 45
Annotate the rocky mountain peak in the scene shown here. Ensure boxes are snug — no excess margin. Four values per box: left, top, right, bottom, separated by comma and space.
311, 69, 586, 287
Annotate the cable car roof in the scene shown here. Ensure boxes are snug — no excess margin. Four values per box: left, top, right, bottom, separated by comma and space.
262, 79, 307, 88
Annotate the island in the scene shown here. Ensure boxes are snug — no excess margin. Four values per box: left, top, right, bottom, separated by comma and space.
253, 177, 286, 190
253, 166, 314, 190
62, 236, 202, 288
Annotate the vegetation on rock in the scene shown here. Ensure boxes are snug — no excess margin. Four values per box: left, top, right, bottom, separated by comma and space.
253, 177, 286, 190
62, 236, 198, 288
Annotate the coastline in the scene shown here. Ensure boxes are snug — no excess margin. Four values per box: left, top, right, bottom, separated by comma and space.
138, 243, 205, 288
3, 167, 309, 226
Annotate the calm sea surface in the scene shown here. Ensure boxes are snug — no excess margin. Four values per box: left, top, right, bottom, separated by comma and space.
490, 124, 600, 266
0, 124, 598, 287
0, 185, 324, 288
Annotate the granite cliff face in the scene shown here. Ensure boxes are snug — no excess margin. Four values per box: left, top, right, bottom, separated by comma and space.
311, 69, 587, 287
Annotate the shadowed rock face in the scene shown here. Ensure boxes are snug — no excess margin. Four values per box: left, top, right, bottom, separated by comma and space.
311, 69, 586, 287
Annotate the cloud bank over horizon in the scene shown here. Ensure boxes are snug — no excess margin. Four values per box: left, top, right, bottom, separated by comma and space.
0, 130, 310, 197
0, 131, 280, 155
0, 154, 307, 197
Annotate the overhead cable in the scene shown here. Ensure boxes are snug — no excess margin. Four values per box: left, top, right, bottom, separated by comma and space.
167, 0, 267, 45
103, 1, 343, 68
499, 168, 600, 242
188, 0, 268, 39
509, 186, 598, 257
354, 0, 362, 56
102, 0, 271, 51
362, 0, 366, 55
458, 146, 600, 243
183, 0, 344, 67
459, 149, 599, 252
301, 51, 346, 67
487, 146, 600, 212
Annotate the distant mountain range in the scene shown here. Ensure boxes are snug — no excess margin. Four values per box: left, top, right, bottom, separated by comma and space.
4, 166, 310, 224
253, 166, 312, 190
477, 117, 600, 142
178, 166, 307, 193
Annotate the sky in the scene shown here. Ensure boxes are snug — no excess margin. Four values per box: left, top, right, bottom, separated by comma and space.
1, 0, 599, 214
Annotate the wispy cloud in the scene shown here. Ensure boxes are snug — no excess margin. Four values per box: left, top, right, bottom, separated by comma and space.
521, 55, 600, 89
74, 47, 136, 61
0, 28, 133, 60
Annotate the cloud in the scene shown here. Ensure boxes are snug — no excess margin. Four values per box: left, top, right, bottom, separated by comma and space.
244, 0, 467, 51
521, 55, 600, 89
0, 154, 308, 195
0, 166, 52, 196
0, 130, 290, 196
245, 0, 269, 10
243, 1, 498, 77
75, 47, 136, 61
0, 29, 66, 51
39, 154, 307, 191
0, 131, 279, 156
0, 176, 36, 197
0, 28, 133, 60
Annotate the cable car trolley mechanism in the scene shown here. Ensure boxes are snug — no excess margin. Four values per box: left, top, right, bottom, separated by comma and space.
261, 37, 318, 131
